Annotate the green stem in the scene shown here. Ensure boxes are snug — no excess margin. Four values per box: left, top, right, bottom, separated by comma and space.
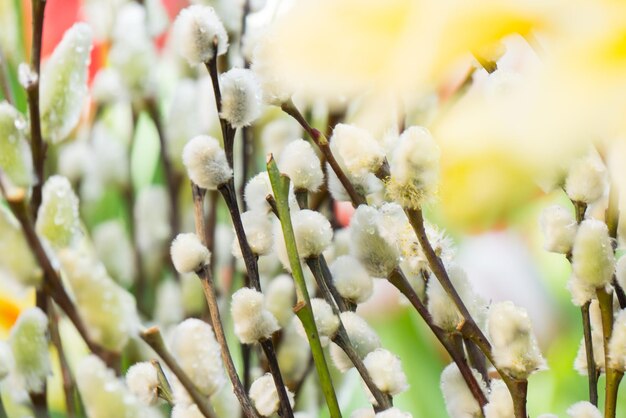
267, 155, 342, 418
581, 301, 599, 405
597, 287, 623, 418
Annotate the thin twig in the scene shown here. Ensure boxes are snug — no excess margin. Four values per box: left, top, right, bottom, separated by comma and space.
2, 190, 108, 359
259, 339, 295, 418
218, 180, 260, 290
387, 268, 488, 409
405, 208, 491, 353
48, 303, 79, 418
597, 287, 624, 418
581, 301, 598, 405
281, 99, 366, 207
191, 183, 259, 418
27, 0, 47, 217
140, 327, 218, 418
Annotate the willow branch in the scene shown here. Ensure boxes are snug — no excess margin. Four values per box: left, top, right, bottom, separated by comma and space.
140, 327, 218, 418
281, 99, 366, 207
267, 155, 342, 418
191, 183, 259, 418
27, 0, 47, 216
387, 268, 488, 409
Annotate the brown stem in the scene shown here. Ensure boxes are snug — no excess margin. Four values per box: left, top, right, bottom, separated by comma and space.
145, 98, 181, 241
3, 193, 107, 359
405, 208, 491, 353
387, 268, 488, 409
259, 339, 295, 418
29, 392, 48, 418
140, 327, 218, 418
464, 338, 489, 387
28, 0, 47, 217
49, 303, 78, 418
333, 329, 393, 410
218, 180, 260, 290
204, 57, 235, 168
281, 100, 366, 207
581, 301, 599, 405
191, 184, 259, 418
305, 257, 349, 313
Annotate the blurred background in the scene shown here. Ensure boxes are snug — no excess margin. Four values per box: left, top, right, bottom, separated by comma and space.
1, 0, 623, 416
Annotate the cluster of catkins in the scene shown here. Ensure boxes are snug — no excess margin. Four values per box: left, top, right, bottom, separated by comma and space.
0, 1, 622, 418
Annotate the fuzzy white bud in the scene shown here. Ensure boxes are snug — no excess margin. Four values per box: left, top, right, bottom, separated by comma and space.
170, 233, 210, 273
125, 362, 159, 406
261, 118, 300, 156
279, 139, 324, 192
565, 152, 606, 204
0, 341, 13, 381
440, 363, 486, 418
154, 279, 184, 326
231, 287, 280, 343
171, 318, 226, 397
59, 250, 139, 352
567, 276, 596, 307
135, 186, 171, 255
91, 68, 127, 104
277, 321, 310, 384
330, 255, 373, 304
93, 220, 135, 287
36, 175, 81, 249
566, 401, 602, 418
608, 308, 626, 371
572, 219, 615, 288
484, 380, 513, 418
330, 312, 381, 372
183, 135, 233, 189
173, 5, 228, 66
233, 211, 273, 258
40, 23, 93, 143
330, 124, 385, 177
219, 68, 263, 129
539, 205, 578, 254
296, 298, 339, 346
0, 101, 34, 187
249, 373, 294, 417
77, 355, 157, 418
9, 307, 50, 393
375, 408, 413, 418
275, 210, 333, 269
487, 301, 546, 379
387, 127, 439, 209
363, 349, 408, 397
171, 403, 204, 418
0, 206, 42, 286
245, 171, 274, 212
350, 205, 400, 278
265, 275, 296, 328
427, 264, 485, 332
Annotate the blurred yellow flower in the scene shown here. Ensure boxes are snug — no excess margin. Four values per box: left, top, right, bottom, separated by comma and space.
0, 287, 35, 339
257, 0, 547, 103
